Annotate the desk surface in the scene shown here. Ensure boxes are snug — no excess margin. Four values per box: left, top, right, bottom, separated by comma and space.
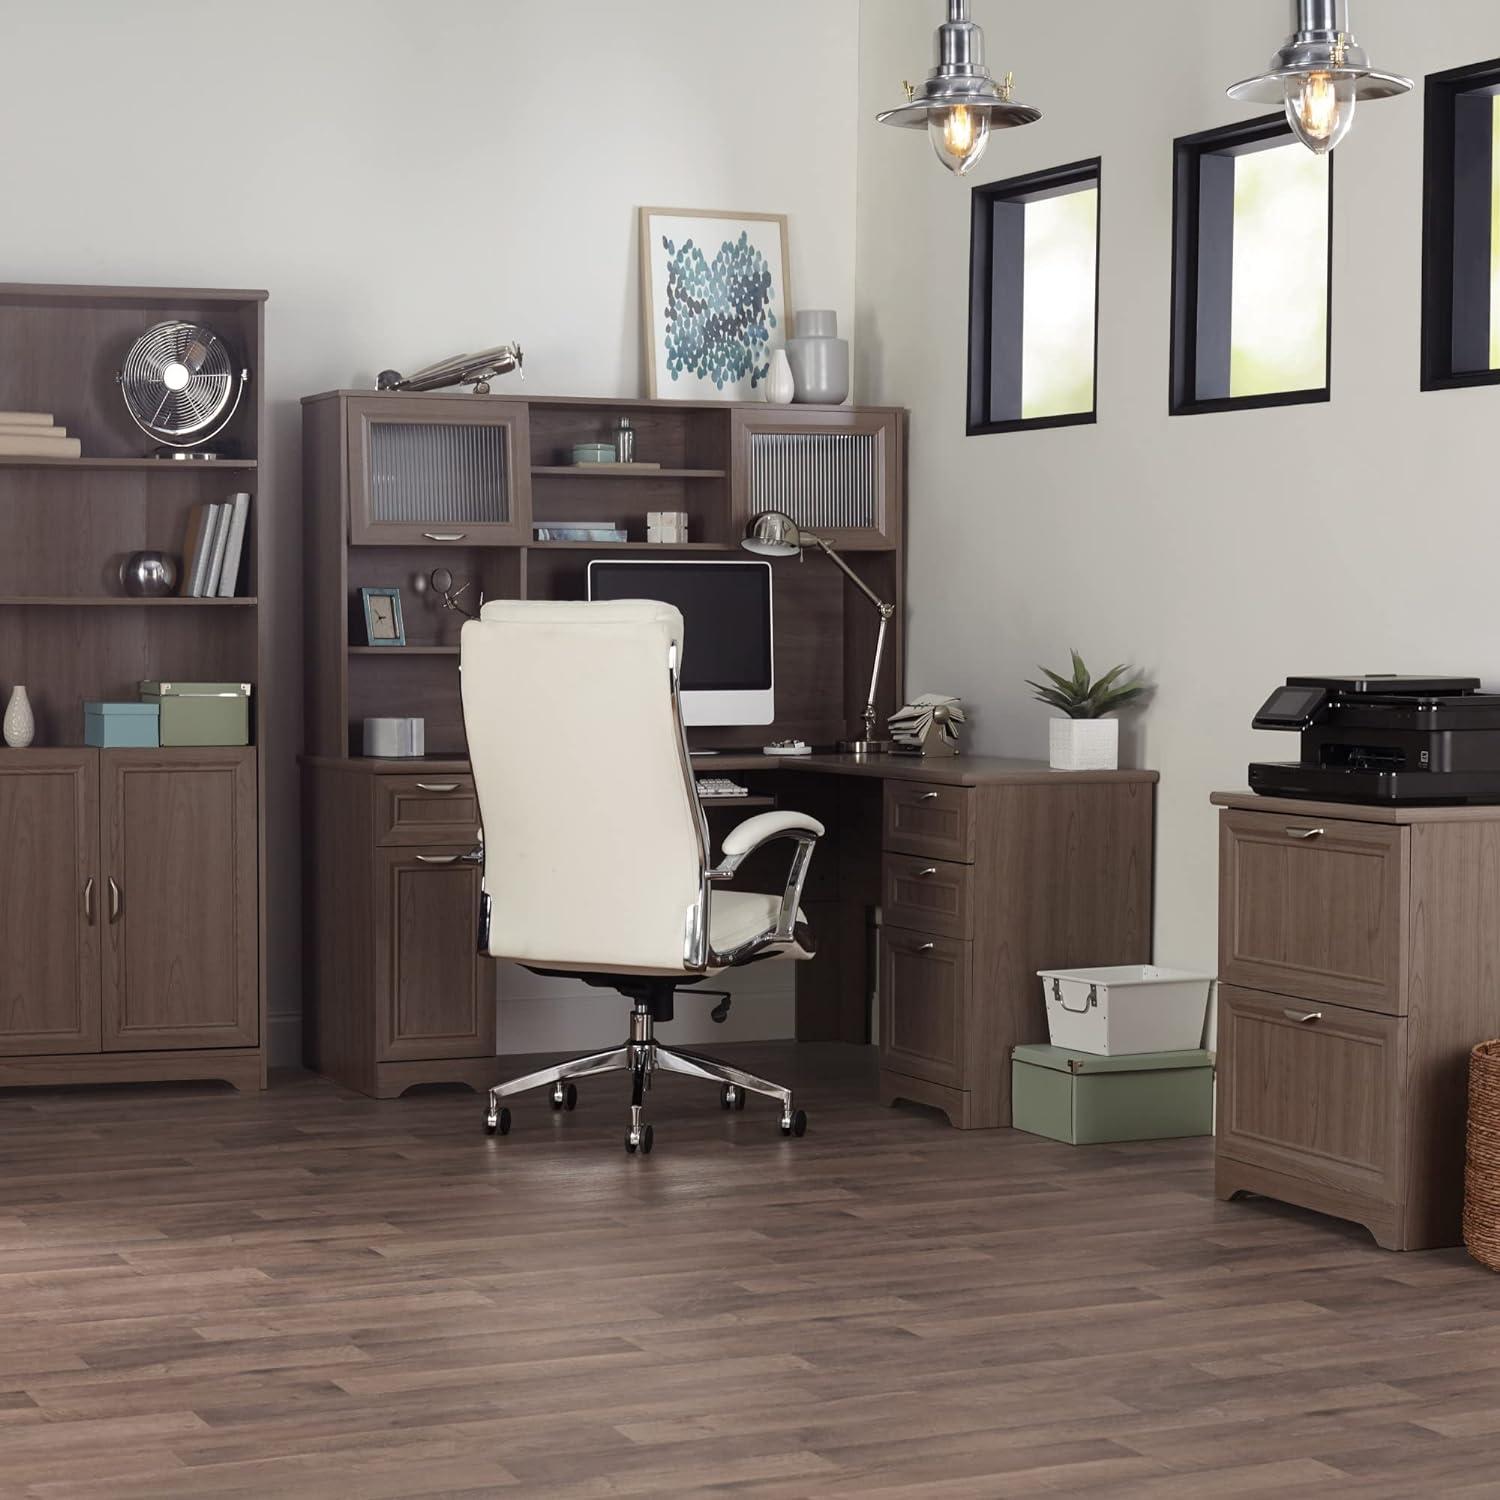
307, 752, 1159, 787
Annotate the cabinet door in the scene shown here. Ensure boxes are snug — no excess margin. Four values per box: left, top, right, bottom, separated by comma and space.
101, 750, 259, 1051
376, 849, 496, 1062
1217, 985, 1404, 1208
879, 927, 970, 1089
347, 395, 531, 546
0, 752, 100, 1055
731, 408, 902, 550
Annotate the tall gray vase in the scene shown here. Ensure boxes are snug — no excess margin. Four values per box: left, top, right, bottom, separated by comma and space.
786, 309, 850, 405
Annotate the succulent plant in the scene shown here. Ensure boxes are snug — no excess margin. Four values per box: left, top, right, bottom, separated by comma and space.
1027, 650, 1148, 721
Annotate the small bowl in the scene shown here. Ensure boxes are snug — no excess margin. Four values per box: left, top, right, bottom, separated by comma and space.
571, 443, 617, 465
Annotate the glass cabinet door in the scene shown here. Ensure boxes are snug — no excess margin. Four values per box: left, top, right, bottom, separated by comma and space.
346, 396, 531, 546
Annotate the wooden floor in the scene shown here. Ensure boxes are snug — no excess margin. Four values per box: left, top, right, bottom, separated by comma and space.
3, 1043, 1500, 1498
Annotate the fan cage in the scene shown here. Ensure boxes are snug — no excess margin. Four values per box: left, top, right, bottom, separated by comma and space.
119, 320, 248, 448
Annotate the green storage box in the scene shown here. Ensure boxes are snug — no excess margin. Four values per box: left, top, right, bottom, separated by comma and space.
1012, 1043, 1215, 1145
139, 681, 251, 747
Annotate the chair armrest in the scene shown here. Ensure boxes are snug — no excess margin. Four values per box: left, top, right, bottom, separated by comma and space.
707, 810, 824, 960
716, 810, 825, 868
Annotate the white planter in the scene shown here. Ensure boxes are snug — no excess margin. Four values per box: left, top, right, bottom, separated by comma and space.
1049, 716, 1118, 771
1038, 965, 1214, 1056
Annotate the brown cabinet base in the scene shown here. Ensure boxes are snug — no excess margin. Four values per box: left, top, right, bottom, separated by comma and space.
0, 1046, 263, 1092
1216, 1156, 1405, 1252
880, 1067, 1001, 1130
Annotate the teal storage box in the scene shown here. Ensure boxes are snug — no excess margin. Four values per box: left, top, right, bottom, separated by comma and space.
139, 681, 251, 747
1012, 1044, 1215, 1145
84, 701, 160, 748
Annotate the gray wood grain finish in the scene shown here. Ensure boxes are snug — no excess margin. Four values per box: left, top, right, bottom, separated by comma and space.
1, 1044, 1498, 1496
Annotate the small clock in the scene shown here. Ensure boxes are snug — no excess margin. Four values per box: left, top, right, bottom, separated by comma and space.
360, 587, 406, 647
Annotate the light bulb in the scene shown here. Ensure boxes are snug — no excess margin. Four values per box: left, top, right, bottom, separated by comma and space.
928, 105, 990, 176
1284, 71, 1357, 154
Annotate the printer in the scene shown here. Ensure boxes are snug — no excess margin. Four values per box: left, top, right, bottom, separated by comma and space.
1249, 675, 1500, 804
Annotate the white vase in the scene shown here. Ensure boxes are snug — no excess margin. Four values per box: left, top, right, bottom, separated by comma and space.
1049, 717, 1118, 771
765, 349, 795, 405
3, 686, 34, 749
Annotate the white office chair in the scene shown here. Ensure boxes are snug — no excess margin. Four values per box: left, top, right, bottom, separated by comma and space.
459, 599, 824, 1154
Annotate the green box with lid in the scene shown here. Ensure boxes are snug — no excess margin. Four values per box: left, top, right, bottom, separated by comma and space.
139, 681, 252, 747
1011, 1044, 1215, 1145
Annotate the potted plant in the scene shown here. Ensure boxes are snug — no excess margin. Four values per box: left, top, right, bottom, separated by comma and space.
1027, 650, 1147, 771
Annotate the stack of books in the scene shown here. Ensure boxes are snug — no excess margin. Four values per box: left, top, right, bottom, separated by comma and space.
182, 493, 252, 597
0, 410, 82, 459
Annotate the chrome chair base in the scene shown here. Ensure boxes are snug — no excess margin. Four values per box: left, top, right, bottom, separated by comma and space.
484, 999, 807, 1152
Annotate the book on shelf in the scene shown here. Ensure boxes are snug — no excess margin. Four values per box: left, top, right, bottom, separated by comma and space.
204, 500, 233, 596
216, 493, 251, 597
532, 522, 627, 543
0, 411, 53, 426
182, 503, 217, 597
0, 433, 81, 458
0, 425, 65, 439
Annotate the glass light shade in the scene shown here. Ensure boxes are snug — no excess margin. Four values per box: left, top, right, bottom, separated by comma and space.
928, 104, 990, 176
1284, 71, 1357, 154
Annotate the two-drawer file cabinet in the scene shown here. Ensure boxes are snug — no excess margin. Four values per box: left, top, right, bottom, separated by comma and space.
877, 768, 1155, 1129
1212, 792, 1500, 1249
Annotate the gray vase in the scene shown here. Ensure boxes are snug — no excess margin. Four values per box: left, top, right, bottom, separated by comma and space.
786, 309, 850, 405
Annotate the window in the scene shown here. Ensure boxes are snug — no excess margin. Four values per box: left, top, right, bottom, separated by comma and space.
967, 159, 1100, 436
1422, 58, 1500, 390
1171, 117, 1333, 416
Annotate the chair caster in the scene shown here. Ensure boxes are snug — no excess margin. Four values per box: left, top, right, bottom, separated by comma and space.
485, 1106, 511, 1137
551, 1082, 578, 1112
780, 1109, 807, 1138
720, 1083, 746, 1112
625, 1123, 654, 1155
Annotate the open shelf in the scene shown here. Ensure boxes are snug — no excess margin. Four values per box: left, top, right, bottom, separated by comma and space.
531, 466, 725, 479
0, 457, 258, 471
525, 541, 728, 552
0, 595, 258, 607
349, 645, 460, 656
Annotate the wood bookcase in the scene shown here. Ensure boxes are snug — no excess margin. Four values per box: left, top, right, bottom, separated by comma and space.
300, 389, 907, 1096
0, 284, 268, 1092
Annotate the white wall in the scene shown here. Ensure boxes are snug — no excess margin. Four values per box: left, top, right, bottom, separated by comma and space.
2, 0, 859, 1064
856, 0, 1500, 985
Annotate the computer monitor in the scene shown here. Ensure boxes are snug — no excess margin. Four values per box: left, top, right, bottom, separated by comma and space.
586, 559, 774, 726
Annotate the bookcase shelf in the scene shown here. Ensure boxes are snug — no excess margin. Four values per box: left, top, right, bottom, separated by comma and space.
0, 457, 259, 471
531, 466, 725, 479
0, 595, 259, 608
349, 644, 459, 656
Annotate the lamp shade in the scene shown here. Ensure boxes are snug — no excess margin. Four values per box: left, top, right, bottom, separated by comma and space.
741, 510, 807, 558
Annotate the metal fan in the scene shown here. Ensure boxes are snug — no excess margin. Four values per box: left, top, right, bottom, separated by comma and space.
117, 321, 249, 457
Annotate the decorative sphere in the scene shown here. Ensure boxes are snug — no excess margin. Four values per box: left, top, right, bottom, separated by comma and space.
122, 551, 179, 598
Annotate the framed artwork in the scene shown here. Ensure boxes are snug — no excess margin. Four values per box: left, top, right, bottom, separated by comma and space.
639, 207, 792, 400
360, 586, 406, 647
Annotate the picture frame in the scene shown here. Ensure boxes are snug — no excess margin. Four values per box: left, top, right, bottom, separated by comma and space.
639, 206, 792, 401
359, 586, 406, 647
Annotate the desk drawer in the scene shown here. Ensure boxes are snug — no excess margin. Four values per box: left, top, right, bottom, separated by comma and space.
377, 775, 481, 847
883, 853, 973, 940
1219, 810, 1407, 1014
1217, 985, 1404, 1208
879, 927, 970, 1090
883, 783, 975, 863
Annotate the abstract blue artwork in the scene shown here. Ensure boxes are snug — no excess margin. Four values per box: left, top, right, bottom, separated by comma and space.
642, 209, 791, 401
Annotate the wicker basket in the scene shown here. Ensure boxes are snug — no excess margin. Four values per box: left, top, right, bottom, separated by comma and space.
1464, 1040, 1500, 1272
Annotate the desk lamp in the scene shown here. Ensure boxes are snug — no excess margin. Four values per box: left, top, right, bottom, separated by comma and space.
742, 510, 894, 755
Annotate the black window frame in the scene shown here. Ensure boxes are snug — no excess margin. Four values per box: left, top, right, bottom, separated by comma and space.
1169, 114, 1335, 417
966, 156, 1102, 438
1421, 57, 1500, 392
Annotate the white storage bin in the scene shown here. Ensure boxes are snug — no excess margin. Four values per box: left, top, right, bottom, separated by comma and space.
1037, 965, 1213, 1057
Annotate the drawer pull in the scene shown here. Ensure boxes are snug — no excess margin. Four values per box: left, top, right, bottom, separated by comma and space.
416, 782, 460, 793
1285, 826, 1326, 840
917, 867, 939, 878
423, 532, 466, 542
917, 791, 941, 802
415, 854, 460, 865
1283, 1008, 1323, 1024
915, 941, 936, 952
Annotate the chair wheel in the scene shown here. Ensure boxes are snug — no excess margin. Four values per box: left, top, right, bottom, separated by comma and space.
625, 1130, 636, 1154
720, 1084, 746, 1111
551, 1082, 578, 1111
780, 1109, 807, 1138
485, 1106, 511, 1137
625, 1122, 654, 1155
641, 1123, 654, 1154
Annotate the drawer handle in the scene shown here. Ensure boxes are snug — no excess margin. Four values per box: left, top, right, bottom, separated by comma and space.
423, 532, 466, 542
915, 941, 936, 952
1283, 1008, 1323, 1024
416, 782, 460, 793
415, 854, 460, 865
1285, 827, 1326, 840
917, 791, 941, 802
917, 867, 939, 878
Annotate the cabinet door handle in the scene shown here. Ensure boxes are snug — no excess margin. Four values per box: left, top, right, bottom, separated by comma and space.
83, 877, 95, 925
917, 867, 939, 878
915, 941, 936, 952
416, 782, 460, 793
415, 853, 460, 865
1283, 1008, 1322, 1024
108, 878, 121, 923
918, 791, 941, 802
1285, 827, 1325, 840
423, 532, 466, 542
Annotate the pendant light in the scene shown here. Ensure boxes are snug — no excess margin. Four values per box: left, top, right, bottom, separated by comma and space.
876, 0, 1040, 178
1227, 0, 1411, 155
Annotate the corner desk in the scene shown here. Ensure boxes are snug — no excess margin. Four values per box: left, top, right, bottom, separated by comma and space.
304, 751, 1156, 1126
